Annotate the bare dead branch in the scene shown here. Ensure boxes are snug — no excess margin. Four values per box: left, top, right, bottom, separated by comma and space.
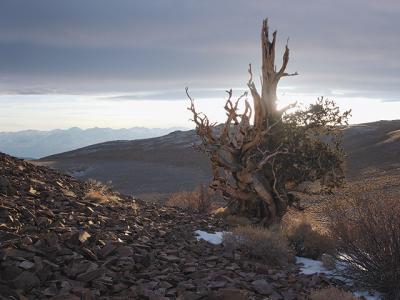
276, 45, 290, 79
186, 18, 348, 226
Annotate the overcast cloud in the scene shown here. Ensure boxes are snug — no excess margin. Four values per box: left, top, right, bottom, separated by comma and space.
0, 1, 399, 130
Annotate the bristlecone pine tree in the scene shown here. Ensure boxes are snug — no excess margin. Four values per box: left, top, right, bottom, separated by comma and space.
187, 19, 351, 226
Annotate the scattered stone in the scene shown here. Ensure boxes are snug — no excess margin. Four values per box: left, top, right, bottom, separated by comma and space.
183, 266, 196, 273
0, 152, 338, 299
252, 279, 273, 295
79, 231, 91, 243
18, 260, 35, 270
116, 245, 134, 257
208, 280, 227, 289
12, 271, 40, 291
211, 288, 249, 300
76, 268, 104, 282
160, 255, 181, 263
99, 242, 117, 258
43, 286, 58, 296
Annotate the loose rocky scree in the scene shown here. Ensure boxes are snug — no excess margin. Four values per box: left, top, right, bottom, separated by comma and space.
0, 153, 344, 299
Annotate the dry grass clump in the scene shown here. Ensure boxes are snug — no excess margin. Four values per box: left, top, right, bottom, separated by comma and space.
223, 225, 293, 266
284, 219, 335, 259
166, 184, 215, 213
84, 190, 109, 203
84, 179, 120, 204
328, 195, 400, 299
309, 287, 358, 300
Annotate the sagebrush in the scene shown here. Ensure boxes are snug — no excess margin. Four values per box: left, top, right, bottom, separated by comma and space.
328, 196, 400, 299
285, 219, 335, 259
166, 184, 215, 213
223, 225, 293, 266
84, 179, 120, 203
309, 287, 358, 300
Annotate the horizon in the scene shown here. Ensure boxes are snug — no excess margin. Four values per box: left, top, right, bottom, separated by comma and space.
1, 118, 400, 134
1, 1, 400, 130
0, 125, 188, 134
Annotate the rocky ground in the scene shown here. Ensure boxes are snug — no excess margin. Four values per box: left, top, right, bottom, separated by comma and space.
0, 153, 339, 300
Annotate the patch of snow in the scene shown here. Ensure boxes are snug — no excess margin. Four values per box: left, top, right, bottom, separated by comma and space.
354, 290, 381, 300
296, 256, 381, 299
194, 230, 223, 245
295, 256, 332, 275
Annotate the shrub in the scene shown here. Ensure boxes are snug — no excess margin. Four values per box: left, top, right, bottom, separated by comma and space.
166, 190, 191, 207
328, 196, 400, 299
84, 179, 120, 203
84, 190, 109, 203
310, 287, 358, 300
223, 225, 293, 266
166, 184, 214, 213
285, 219, 335, 259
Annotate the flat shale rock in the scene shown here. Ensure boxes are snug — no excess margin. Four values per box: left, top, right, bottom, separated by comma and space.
0, 152, 337, 299
12, 271, 40, 291
210, 288, 249, 300
252, 279, 273, 295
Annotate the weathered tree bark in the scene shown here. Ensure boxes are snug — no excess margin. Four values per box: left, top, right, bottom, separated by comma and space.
188, 19, 298, 226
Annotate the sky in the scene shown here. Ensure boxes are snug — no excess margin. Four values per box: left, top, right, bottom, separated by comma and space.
0, 0, 399, 131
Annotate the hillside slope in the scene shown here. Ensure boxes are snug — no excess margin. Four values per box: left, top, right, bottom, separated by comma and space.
343, 120, 400, 177
38, 130, 209, 199
0, 127, 184, 159
38, 120, 400, 198
0, 153, 333, 299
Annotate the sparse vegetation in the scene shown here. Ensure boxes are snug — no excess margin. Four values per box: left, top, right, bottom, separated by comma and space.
284, 218, 335, 259
328, 195, 400, 299
84, 179, 121, 203
309, 287, 358, 300
223, 225, 293, 266
166, 184, 215, 213
84, 190, 109, 203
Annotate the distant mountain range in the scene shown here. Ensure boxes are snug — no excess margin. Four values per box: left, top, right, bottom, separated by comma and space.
37, 120, 400, 200
0, 127, 186, 158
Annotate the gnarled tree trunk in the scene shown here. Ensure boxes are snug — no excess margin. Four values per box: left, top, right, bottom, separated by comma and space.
188, 19, 298, 226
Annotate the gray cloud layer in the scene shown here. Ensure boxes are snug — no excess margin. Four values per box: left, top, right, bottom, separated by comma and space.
0, 0, 399, 101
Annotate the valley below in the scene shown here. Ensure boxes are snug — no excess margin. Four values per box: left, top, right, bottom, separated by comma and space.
37, 120, 400, 201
